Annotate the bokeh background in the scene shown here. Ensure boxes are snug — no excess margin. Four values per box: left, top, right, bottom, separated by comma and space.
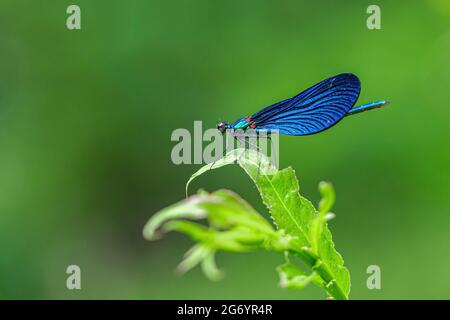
0, 0, 449, 299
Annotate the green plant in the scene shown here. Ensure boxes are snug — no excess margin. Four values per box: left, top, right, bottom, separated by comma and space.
143, 149, 350, 300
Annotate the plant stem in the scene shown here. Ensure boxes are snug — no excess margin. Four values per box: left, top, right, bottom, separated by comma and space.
291, 248, 347, 300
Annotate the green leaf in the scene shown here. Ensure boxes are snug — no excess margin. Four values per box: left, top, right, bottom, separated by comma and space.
310, 182, 335, 255
248, 167, 350, 299
277, 261, 318, 290
176, 244, 213, 275
310, 182, 350, 298
200, 250, 224, 281
143, 188, 290, 280
187, 149, 315, 248
251, 167, 315, 247
142, 197, 207, 240
318, 181, 335, 214
317, 224, 351, 298
185, 148, 351, 299
144, 188, 273, 241
186, 148, 277, 197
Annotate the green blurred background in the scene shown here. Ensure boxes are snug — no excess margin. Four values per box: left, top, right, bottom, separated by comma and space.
0, 0, 449, 299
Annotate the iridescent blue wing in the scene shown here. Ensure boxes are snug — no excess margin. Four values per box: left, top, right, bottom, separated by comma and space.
252, 73, 361, 135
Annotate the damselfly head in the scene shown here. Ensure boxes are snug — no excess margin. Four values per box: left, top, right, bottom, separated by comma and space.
216, 121, 229, 134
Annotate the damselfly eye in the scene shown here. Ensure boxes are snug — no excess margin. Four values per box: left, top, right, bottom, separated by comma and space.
216, 122, 228, 134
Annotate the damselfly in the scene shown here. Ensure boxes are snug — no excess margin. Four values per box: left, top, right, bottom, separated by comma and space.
217, 73, 389, 137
